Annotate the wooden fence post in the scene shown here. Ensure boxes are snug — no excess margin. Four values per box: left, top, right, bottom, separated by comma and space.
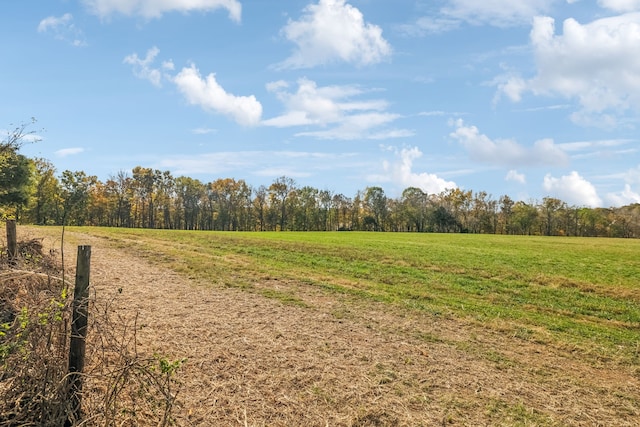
67, 245, 91, 425
6, 219, 17, 264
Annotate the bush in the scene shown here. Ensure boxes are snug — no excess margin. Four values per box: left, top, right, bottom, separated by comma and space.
0, 237, 182, 426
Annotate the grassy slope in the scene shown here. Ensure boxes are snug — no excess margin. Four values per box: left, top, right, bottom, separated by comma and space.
65, 227, 640, 367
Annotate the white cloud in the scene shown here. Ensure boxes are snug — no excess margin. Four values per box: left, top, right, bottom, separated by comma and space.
157, 150, 355, 178
396, 17, 460, 36
277, 0, 391, 69
624, 164, 640, 184
605, 164, 640, 205
123, 46, 168, 87
55, 147, 85, 157
494, 75, 527, 103
371, 146, 457, 194
295, 113, 412, 140
557, 138, 636, 159
557, 139, 632, 152
506, 169, 526, 184
598, 0, 640, 12
543, 171, 602, 207
500, 13, 640, 125
38, 13, 86, 46
264, 78, 366, 127
173, 64, 262, 126
125, 48, 262, 126
263, 78, 411, 140
449, 119, 569, 167
441, 0, 555, 27
419, 111, 446, 117
191, 127, 217, 135
606, 184, 640, 206
82, 0, 242, 21
402, 0, 557, 34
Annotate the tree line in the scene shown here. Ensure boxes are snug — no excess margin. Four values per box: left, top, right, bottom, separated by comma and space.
2, 121, 639, 237
4, 161, 638, 238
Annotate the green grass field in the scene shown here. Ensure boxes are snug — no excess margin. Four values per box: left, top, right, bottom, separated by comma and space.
67, 227, 640, 367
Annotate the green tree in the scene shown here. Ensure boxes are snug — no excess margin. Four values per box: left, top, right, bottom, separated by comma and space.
27, 158, 61, 225
364, 186, 388, 231
0, 153, 33, 217
318, 189, 333, 231
512, 201, 539, 235
540, 197, 565, 236
131, 166, 165, 228
1, 118, 40, 154
498, 195, 515, 234
0, 118, 40, 218
252, 185, 268, 231
175, 176, 205, 230
293, 186, 318, 231
106, 170, 133, 227
332, 193, 352, 231
269, 176, 296, 231
401, 187, 429, 232
429, 205, 459, 233
470, 191, 496, 234
60, 170, 97, 225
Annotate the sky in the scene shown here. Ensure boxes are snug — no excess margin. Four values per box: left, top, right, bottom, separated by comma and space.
2, 0, 640, 208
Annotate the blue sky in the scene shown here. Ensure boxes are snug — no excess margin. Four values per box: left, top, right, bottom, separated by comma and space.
2, 0, 640, 207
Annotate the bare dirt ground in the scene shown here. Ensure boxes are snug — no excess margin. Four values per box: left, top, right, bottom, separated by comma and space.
47, 229, 640, 426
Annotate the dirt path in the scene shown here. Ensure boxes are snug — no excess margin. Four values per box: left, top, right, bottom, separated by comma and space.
55, 230, 640, 426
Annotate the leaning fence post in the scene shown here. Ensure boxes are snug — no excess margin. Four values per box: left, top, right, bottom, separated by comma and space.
6, 219, 17, 265
68, 245, 91, 424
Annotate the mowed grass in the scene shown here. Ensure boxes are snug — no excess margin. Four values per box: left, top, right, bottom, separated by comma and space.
60, 227, 640, 365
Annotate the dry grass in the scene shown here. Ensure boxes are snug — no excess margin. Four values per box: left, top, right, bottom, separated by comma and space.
0, 236, 71, 425
0, 229, 182, 426
24, 226, 640, 426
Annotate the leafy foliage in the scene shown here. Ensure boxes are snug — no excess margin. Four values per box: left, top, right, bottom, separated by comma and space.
0, 153, 33, 211
0, 234, 183, 425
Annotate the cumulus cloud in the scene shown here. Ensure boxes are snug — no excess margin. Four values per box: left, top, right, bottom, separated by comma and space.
173, 64, 262, 126
605, 164, 640, 205
606, 184, 640, 205
449, 119, 569, 167
494, 75, 528, 103
82, 0, 242, 21
370, 146, 457, 194
506, 169, 526, 184
276, 0, 391, 69
263, 78, 411, 140
124, 47, 261, 126
123, 46, 174, 87
38, 13, 86, 46
543, 171, 602, 207
499, 13, 640, 126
